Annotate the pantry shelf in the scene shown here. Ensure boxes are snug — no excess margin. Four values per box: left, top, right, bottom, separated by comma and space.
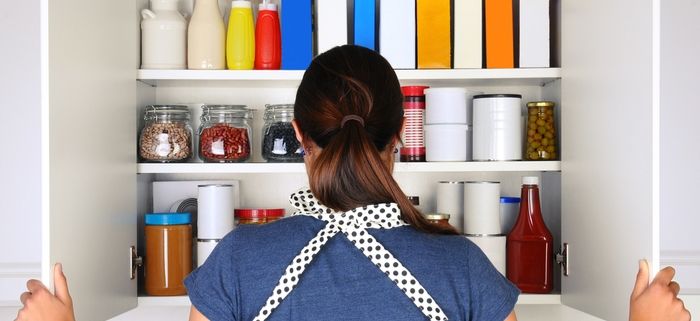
136, 68, 561, 87
136, 161, 561, 174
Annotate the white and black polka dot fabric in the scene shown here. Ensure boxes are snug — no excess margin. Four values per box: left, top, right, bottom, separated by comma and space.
253, 189, 449, 321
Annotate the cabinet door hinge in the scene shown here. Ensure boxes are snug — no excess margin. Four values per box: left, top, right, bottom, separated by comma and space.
130, 246, 143, 280
556, 243, 569, 276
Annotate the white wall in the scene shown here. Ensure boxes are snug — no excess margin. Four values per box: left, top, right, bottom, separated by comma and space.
0, 0, 42, 305
660, 0, 700, 295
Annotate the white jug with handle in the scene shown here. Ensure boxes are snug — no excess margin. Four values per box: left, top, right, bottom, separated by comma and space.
141, 0, 187, 69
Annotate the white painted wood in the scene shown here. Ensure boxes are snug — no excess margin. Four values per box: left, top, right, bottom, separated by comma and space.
660, 0, 700, 294
47, 0, 138, 319
561, 0, 656, 320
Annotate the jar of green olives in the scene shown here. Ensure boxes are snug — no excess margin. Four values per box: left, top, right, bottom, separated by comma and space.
525, 101, 558, 160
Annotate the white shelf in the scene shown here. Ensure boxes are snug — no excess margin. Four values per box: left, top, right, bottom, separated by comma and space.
136, 68, 561, 87
137, 161, 561, 174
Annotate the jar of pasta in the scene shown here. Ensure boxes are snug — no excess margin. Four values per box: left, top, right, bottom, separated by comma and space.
525, 101, 558, 160
139, 105, 193, 162
199, 105, 252, 162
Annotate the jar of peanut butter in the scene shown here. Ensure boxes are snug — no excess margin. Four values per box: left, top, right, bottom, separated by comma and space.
145, 212, 192, 296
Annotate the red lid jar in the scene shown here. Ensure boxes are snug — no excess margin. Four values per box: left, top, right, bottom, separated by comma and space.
235, 208, 285, 225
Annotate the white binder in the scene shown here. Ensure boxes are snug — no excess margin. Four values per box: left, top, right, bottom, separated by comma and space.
316, 0, 349, 55
519, 0, 550, 67
454, 0, 483, 69
379, 0, 416, 69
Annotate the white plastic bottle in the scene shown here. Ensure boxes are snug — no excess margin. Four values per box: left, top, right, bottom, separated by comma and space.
141, 0, 187, 69
188, 0, 226, 69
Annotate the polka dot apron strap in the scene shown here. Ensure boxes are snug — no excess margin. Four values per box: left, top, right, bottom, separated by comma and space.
252, 190, 449, 321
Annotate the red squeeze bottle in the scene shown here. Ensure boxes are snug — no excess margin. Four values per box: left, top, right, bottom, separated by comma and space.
506, 176, 554, 293
254, 1, 281, 70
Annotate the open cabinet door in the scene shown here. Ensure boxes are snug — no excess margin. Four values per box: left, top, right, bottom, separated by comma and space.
560, 0, 658, 320
46, 0, 138, 319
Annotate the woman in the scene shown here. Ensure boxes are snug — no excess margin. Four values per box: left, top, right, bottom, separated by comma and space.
16, 46, 691, 321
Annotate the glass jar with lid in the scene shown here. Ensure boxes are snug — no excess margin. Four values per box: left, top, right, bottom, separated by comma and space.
525, 101, 558, 160
139, 105, 193, 162
262, 104, 303, 162
199, 105, 252, 162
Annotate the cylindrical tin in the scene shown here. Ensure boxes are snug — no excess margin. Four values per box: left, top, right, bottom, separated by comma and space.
499, 196, 521, 234
197, 239, 219, 267
425, 124, 470, 161
466, 235, 506, 275
463, 181, 501, 234
197, 184, 235, 239
436, 181, 464, 233
472, 94, 523, 161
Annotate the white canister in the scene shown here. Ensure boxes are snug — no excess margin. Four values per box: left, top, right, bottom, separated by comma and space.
499, 196, 520, 234
436, 181, 464, 233
197, 239, 218, 267
425, 124, 470, 161
463, 181, 501, 235
424, 88, 483, 125
141, 0, 187, 69
197, 184, 235, 239
472, 94, 523, 161
466, 235, 506, 275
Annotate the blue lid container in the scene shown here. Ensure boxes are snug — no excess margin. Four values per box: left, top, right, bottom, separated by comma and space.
500, 197, 521, 204
145, 213, 192, 225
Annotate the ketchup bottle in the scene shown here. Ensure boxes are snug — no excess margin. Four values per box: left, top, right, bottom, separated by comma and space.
254, 0, 281, 69
506, 176, 554, 293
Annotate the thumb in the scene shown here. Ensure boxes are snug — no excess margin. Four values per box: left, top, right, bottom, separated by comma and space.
53, 263, 72, 305
631, 259, 650, 299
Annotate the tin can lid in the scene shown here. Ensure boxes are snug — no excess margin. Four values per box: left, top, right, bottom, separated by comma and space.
235, 208, 285, 219
145, 212, 191, 225
401, 86, 430, 97
473, 94, 522, 99
423, 213, 450, 220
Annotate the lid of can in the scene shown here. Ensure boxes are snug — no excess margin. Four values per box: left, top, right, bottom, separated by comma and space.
527, 101, 556, 107
473, 94, 522, 99
145, 212, 191, 225
423, 213, 450, 220
500, 197, 521, 204
235, 208, 285, 219
401, 86, 430, 97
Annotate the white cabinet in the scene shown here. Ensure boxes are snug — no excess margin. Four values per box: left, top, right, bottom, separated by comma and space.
2, 0, 698, 320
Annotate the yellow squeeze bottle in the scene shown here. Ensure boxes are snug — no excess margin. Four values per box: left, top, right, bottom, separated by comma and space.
226, 0, 255, 70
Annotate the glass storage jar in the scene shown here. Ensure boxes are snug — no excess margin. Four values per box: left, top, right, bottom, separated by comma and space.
199, 105, 252, 162
235, 208, 285, 225
525, 101, 558, 160
261, 104, 303, 162
423, 213, 452, 229
139, 105, 193, 162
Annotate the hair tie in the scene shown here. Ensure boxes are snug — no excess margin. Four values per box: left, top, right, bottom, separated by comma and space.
340, 115, 365, 128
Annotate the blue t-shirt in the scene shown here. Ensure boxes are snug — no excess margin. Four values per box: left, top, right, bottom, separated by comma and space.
185, 215, 519, 321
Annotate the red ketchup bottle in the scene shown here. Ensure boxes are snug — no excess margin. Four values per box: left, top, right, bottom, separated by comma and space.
254, 1, 281, 70
506, 176, 554, 293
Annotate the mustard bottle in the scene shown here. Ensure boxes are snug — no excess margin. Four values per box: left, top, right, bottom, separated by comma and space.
226, 0, 255, 70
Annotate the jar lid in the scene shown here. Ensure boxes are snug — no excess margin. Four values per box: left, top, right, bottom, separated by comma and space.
264, 104, 295, 121
201, 105, 252, 119
473, 94, 522, 99
145, 212, 191, 225
144, 105, 190, 120
500, 197, 521, 204
235, 208, 285, 219
401, 86, 430, 97
423, 213, 450, 220
527, 101, 556, 107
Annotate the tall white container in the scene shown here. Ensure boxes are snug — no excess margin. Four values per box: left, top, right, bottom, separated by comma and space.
466, 235, 506, 275
472, 94, 523, 161
140, 0, 187, 69
425, 124, 469, 161
197, 184, 235, 239
436, 181, 464, 233
188, 0, 226, 69
463, 181, 501, 235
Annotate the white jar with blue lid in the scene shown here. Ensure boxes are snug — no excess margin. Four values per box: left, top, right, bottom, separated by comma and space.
144, 212, 192, 296
499, 197, 521, 234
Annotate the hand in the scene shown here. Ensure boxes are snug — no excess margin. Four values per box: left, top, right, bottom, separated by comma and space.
15, 263, 75, 321
629, 259, 691, 321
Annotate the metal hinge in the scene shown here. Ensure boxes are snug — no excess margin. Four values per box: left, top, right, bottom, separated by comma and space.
555, 243, 569, 276
130, 246, 143, 280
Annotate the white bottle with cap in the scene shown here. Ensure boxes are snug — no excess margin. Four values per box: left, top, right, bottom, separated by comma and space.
188, 0, 226, 69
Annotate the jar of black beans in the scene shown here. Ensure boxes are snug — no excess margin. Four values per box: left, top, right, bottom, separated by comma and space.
262, 104, 303, 162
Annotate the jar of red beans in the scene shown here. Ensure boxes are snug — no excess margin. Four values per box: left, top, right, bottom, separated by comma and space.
198, 105, 252, 162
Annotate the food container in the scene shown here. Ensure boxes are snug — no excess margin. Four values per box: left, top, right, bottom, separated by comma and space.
400, 86, 429, 162
525, 101, 558, 160
425, 124, 470, 161
199, 105, 252, 162
466, 235, 506, 275
139, 105, 193, 162
472, 94, 523, 161
197, 239, 218, 267
197, 184, 235, 240
423, 213, 452, 229
424, 87, 482, 125
463, 181, 501, 235
262, 104, 303, 162
235, 208, 285, 225
499, 196, 520, 234
436, 181, 464, 233
144, 212, 192, 296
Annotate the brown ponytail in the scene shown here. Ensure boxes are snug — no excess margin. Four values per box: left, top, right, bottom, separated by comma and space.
294, 45, 457, 235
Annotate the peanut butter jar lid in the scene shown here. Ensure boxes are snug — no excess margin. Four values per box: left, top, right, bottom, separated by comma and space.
145, 212, 191, 225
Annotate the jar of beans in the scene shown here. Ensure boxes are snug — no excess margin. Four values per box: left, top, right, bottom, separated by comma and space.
139, 105, 193, 162
262, 104, 303, 162
199, 105, 253, 162
525, 101, 558, 160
